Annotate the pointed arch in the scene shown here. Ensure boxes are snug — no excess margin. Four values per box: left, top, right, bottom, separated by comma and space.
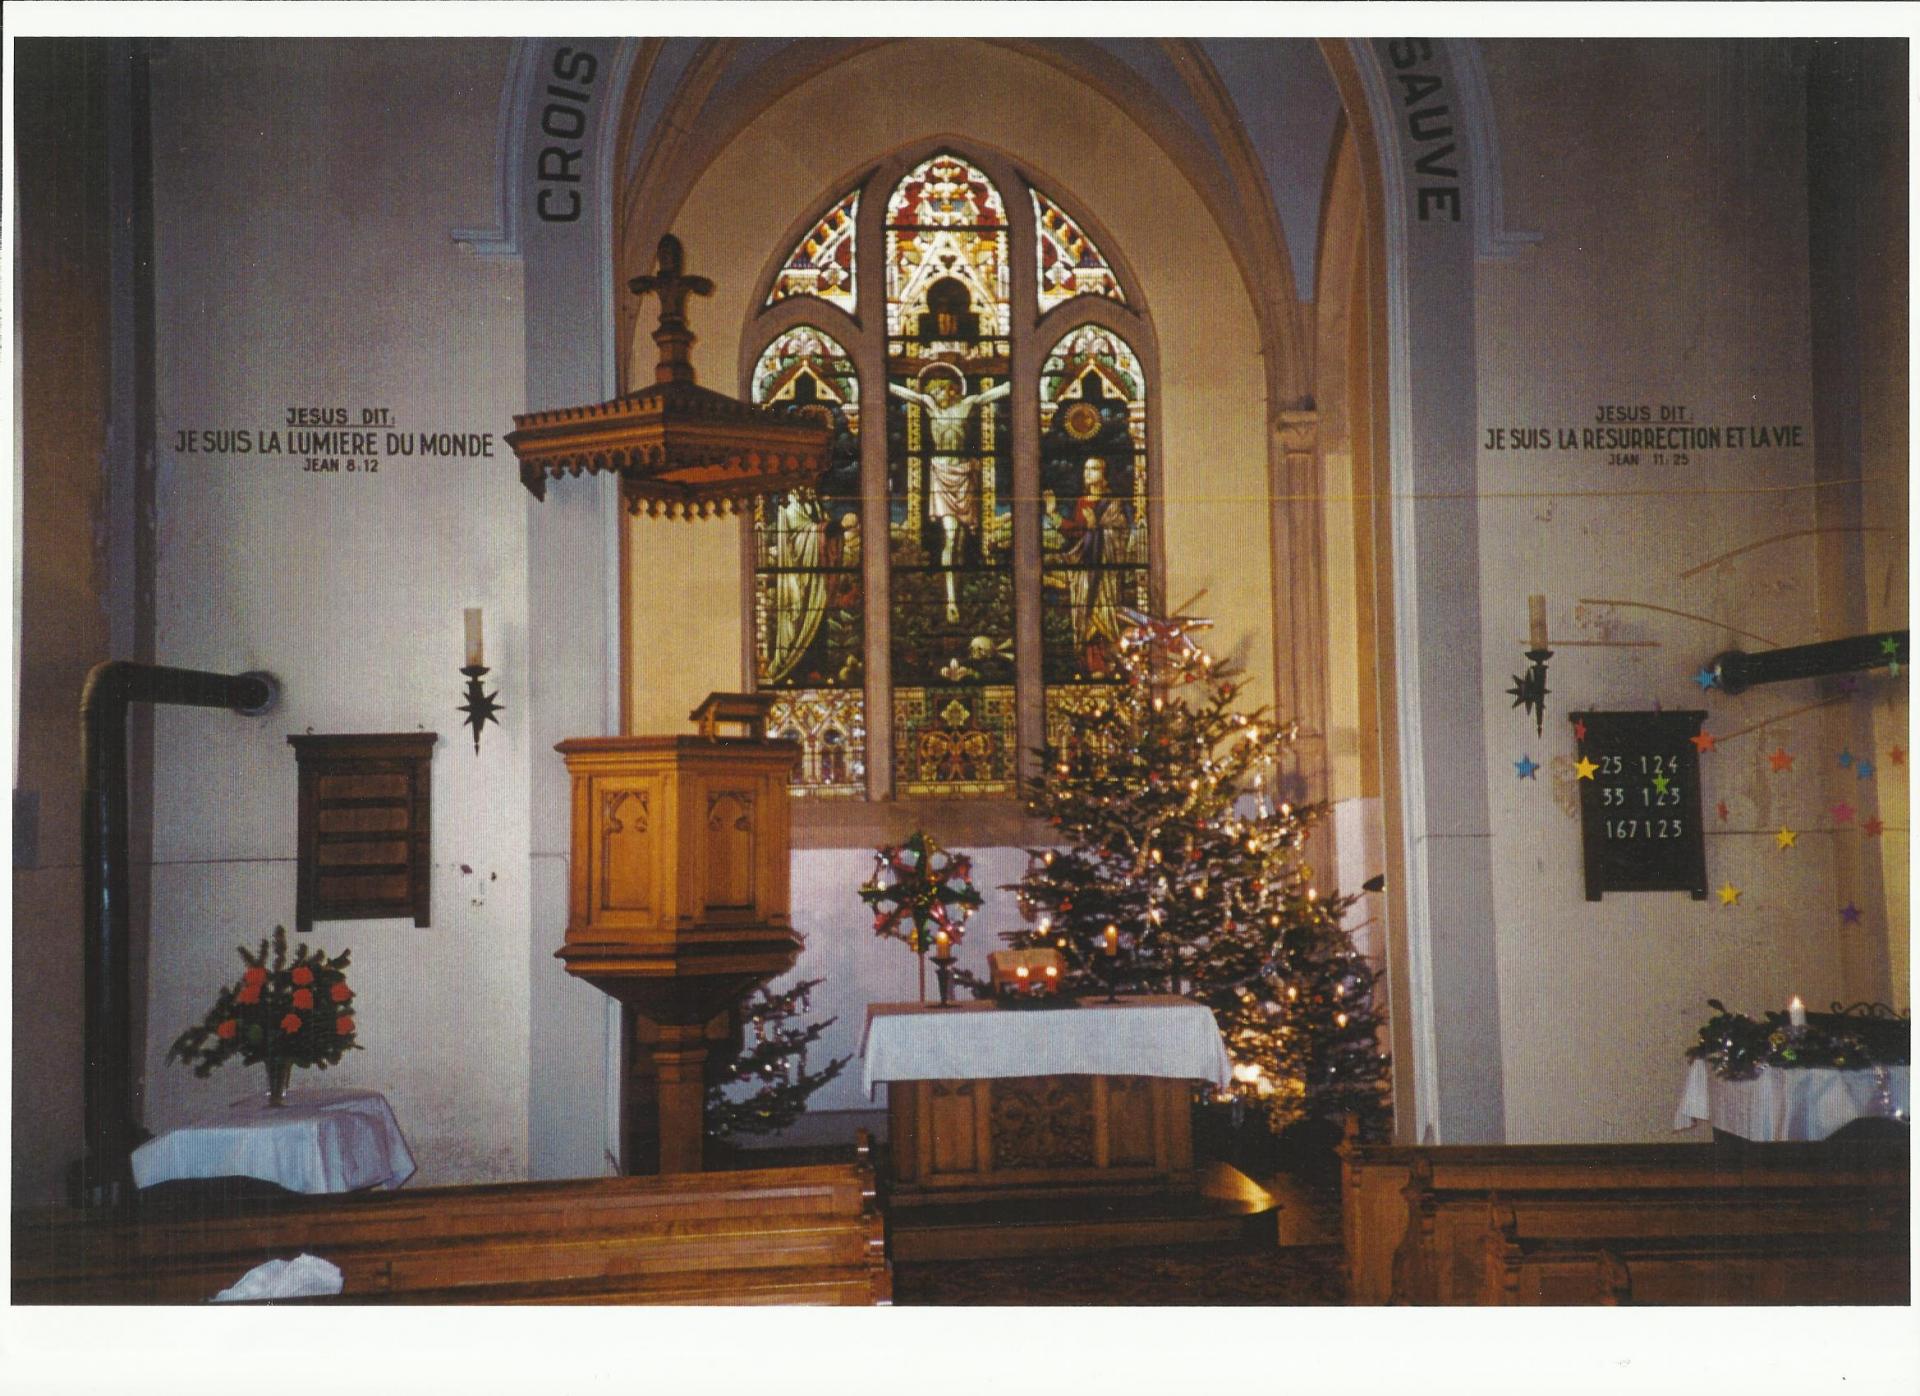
765, 186, 860, 314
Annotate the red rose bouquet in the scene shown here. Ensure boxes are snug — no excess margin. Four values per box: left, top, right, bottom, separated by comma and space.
168, 925, 361, 1080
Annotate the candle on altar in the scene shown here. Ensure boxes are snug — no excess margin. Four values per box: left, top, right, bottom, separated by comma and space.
1788, 995, 1807, 1029
1104, 924, 1119, 957
934, 929, 950, 958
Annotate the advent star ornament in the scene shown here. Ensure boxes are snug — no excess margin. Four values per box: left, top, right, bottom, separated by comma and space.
1514, 755, 1540, 780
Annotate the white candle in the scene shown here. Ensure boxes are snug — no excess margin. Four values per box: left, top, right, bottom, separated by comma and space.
1528, 594, 1548, 649
933, 930, 950, 957
464, 608, 485, 667
1788, 996, 1807, 1029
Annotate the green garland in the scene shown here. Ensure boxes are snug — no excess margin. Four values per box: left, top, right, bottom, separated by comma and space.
1687, 998, 1910, 1080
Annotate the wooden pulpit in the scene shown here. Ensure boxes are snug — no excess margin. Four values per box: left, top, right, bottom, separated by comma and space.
555, 693, 800, 1173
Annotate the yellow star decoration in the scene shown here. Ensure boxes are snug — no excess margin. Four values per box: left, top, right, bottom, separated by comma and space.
1574, 756, 1599, 780
1775, 827, 1798, 850
1717, 882, 1742, 906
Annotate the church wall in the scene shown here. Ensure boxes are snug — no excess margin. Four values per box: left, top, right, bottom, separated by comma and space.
1474, 41, 1854, 1141
623, 39, 1273, 1121
137, 40, 536, 1184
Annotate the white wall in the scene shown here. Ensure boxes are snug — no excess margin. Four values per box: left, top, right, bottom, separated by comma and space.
1477, 41, 1846, 1141
141, 40, 535, 1183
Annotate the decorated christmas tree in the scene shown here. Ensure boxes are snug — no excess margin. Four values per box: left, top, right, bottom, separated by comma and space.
705, 979, 848, 1141
1006, 608, 1392, 1140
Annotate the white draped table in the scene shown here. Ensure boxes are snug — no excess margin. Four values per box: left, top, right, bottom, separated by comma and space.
863, 995, 1233, 1208
861, 994, 1234, 1095
132, 1086, 416, 1194
1673, 1058, 1910, 1142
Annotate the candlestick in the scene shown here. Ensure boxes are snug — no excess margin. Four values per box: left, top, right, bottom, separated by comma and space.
1788, 995, 1807, 1029
465, 608, 485, 667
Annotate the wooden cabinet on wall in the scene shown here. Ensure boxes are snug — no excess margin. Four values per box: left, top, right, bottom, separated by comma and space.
287, 733, 437, 932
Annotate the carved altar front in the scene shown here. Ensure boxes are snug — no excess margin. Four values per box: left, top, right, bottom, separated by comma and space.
886, 1072, 1195, 1205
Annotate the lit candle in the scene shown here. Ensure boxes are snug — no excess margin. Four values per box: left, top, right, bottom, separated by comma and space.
1788, 996, 1807, 1029
1016, 965, 1029, 980
1104, 925, 1119, 957
1528, 594, 1548, 649
464, 608, 485, 667
933, 929, 950, 957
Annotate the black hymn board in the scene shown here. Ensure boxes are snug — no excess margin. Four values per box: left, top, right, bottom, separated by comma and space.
1572, 710, 1707, 901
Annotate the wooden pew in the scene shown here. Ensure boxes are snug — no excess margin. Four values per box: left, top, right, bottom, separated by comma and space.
13, 1154, 889, 1306
1338, 1121, 1908, 1306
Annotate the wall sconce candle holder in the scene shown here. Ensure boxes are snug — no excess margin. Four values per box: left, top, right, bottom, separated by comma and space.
1507, 594, 1552, 737
458, 664, 503, 754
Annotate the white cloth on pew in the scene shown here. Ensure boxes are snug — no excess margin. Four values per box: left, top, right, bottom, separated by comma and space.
212, 1253, 344, 1303
1674, 1057, 1910, 1141
132, 1086, 416, 1193
860, 994, 1233, 1096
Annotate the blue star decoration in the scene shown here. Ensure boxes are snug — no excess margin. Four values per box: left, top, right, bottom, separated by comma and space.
1857, 759, 1876, 781
1514, 755, 1539, 780
1693, 667, 1718, 690
1838, 749, 1855, 768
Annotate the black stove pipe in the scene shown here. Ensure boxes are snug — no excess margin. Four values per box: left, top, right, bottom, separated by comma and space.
1709, 629, 1908, 696
77, 660, 277, 1207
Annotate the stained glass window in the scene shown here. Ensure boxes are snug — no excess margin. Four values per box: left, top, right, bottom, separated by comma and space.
750, 326, 865, 795
766, 188, 859, 313
885, 154, 1016, 797
1032, 188, 1124, 314
1039, 325, 1150, 754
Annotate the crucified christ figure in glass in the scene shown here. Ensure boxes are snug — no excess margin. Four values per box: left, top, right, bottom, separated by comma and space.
888, 372, 1011, 622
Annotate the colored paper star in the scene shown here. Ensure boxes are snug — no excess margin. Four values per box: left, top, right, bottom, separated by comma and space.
1651, 774, 1671, 795
1838, 749, 1856, 768
1881, 636, 1900, 656
1574, 756, 1599, 781
1775, 826, 1798, 850
1862, 816, 1885, 837
1839, 902, 1863, 924
1890, 660, 1902, 678
1767, 748, 1794, 772
1693, 667, 1718, 690
1571, 719, 1588, 742
1857, 760, 1876, 780
1514, 755, 1540, 780
1690, 731, 1716, 753
1832, 800, 1856, 824
1717, 883, 1742, 906
1891, 745, 1906, 766
1837, 675, 1860, 694
1716, 800, 1730, 822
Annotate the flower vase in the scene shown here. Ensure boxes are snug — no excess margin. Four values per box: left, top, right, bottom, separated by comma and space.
265, 1059, 294, 1107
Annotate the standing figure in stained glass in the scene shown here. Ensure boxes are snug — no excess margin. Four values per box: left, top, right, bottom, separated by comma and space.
1058, 456, 1131, 677
887, 363, 1010, 621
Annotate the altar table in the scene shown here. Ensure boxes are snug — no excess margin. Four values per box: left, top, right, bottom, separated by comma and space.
862, 996, 1232, 1205
1673, 1058, 1910, 1142
131, 1086, 416, 1194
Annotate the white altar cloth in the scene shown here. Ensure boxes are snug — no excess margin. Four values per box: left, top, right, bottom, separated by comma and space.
861, 994, 1233, 1097
132, 1086, 416, 1193
1673, 1058, 1910, 1142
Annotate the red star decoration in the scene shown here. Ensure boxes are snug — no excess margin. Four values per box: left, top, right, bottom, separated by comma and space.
1862, 817, 1885, 837
1690, 731, 1716, 753
1571, 719, 1587, 742
1716, 800, 1730, 822
1767, 748, 1794, 772
1891, 745, 1907, 766
1832, 801, 1857, 825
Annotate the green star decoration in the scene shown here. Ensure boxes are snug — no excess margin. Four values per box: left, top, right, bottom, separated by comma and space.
1651, 774, 1671, 795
